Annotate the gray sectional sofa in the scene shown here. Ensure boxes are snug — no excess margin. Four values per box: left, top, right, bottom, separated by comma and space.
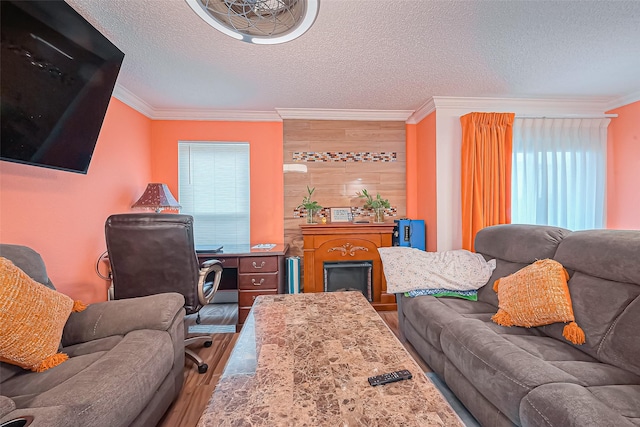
397, 225, 640, 427
0, 245, 185, 427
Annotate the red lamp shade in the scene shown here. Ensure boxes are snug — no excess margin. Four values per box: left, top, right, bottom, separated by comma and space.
131, 183, 181, 212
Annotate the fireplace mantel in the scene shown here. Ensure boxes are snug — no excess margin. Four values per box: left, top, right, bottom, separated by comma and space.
300, 222, 396, 310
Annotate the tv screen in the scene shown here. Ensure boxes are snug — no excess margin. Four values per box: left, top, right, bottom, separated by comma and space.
1, 0, 124, 174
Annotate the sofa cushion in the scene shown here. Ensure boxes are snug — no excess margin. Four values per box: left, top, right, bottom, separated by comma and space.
440, 317, 583, 425
550, 229, 640, 376
0, 258, 86, 372
475, 224, 571, 265
3, 352, 107, 403
475, 224, 570, 307
10, 329, 174, 427
0, 244, 55, 289
492, 259, 585, 345
477, 259, 529, 307
520, 383, 639, 427
402, 296, 498, 352
547, 361, 640, 387
554, 230, 640, 285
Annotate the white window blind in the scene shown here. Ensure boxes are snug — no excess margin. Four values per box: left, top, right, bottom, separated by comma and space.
511, 118, 610, 230
178, 142, 250, 247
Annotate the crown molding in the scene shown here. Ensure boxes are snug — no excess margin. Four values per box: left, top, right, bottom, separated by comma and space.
149, 109, 282, 122
276, 108, 414, 121
604, 90, 640, 111
406, 98, 436, 124
114, 84, 636, 123
112, 84, 155, 117
112, 84, 281, 121
430, 96, 616, 115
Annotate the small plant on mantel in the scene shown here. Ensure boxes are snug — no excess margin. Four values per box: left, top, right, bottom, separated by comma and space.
356, 189, 390, 223
298, 186, 323, 224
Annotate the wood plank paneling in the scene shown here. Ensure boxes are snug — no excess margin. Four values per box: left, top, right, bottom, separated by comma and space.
284, 120, 406, 262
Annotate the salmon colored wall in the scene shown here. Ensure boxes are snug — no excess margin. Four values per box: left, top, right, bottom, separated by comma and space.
149, 121, 284, 243
412, 112, 438, 251
0, 98, 152, 303
606, 100, 640, 229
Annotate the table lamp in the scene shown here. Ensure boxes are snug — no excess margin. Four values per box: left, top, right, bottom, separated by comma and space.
131, 183, 181, 213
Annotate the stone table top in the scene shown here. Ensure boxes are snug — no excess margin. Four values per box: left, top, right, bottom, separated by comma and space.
197, 292, 462, 426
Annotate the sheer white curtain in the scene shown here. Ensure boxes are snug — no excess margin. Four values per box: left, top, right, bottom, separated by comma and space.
512, 117, 610, 230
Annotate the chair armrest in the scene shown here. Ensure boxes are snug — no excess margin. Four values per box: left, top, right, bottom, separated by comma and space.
198, 260, 223, 306
202, 259, 221, 268
61, 293, 185, 346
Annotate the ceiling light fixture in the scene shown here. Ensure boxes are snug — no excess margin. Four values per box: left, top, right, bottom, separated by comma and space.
185, 0, 320, 45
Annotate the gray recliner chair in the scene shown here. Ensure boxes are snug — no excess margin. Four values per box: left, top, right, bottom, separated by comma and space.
105, 213, 223, 374
0, 243, 186, 427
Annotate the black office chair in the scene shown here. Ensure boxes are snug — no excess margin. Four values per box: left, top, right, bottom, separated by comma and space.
105, 213, 223, 374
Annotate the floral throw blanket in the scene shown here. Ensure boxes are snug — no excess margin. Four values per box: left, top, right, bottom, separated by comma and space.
378, 247, 496, 294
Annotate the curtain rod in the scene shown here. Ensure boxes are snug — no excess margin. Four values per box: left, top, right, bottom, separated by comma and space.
515, 114, 617, 119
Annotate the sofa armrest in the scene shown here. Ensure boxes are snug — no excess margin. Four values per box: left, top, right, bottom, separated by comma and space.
61, 293, 185, 346
0, 396, 16, 420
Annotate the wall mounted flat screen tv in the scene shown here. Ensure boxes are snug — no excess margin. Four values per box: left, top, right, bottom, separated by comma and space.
1, 0, 124, 174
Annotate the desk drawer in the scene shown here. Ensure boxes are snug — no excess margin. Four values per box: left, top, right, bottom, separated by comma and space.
238, 272, 278, 290
239, 289, 277, 307
239, 256, 278, 273
198, 256, 238, 268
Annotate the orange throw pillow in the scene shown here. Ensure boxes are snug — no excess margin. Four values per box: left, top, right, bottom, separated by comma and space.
492, 259, 585, 345
0, 257, 86, 372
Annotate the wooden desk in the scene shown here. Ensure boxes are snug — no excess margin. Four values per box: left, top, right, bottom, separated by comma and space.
196, 244, 289, 329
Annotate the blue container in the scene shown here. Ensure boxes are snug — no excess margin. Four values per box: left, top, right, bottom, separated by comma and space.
392, 219, 426, 250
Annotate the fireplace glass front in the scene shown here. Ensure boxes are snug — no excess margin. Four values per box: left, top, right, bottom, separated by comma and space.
323, 261, 373, 301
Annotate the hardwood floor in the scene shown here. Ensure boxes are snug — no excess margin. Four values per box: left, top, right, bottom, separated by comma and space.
157, 303, 431, 427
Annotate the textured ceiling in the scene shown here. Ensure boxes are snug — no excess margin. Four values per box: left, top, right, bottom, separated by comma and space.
66, 0, 640, 113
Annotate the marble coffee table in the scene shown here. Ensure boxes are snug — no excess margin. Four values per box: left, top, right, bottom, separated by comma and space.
197, 292, 462, 426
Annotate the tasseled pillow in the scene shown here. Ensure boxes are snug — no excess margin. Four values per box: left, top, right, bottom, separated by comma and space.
492, 259, 585, 345
0, 257, 86, 372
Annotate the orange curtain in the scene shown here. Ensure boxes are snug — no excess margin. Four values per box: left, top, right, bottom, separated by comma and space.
461, 112, 515, 251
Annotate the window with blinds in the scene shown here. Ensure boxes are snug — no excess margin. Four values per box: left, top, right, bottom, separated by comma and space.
178, 142, 250, 247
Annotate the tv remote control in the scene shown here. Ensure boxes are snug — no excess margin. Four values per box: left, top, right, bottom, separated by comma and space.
368, 369, 412, 386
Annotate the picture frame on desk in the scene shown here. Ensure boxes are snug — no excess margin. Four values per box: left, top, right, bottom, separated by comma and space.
329, 207, 353, 223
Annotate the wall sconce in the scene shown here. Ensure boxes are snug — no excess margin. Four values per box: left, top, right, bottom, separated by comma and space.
283, 164, 308, 173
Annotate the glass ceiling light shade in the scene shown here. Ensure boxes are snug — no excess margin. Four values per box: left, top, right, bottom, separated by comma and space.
185, 0, 320, 44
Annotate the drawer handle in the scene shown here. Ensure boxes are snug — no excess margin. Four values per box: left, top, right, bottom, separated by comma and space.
251, 278, 265, 286
252, 261, 266, 269
252, 295, 256, 301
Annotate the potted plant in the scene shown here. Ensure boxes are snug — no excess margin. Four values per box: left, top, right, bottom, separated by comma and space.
298, 186, 323, 224
356, 189, 390, 223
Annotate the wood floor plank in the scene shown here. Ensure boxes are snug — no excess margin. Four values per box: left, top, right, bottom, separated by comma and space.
158, 303, 429, 427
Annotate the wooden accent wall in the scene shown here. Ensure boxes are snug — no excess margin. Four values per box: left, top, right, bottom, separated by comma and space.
284, 120, 406, 260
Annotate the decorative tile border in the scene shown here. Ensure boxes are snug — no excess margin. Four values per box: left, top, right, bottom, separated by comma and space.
294, 207, 397, 219
293, 152, 397, 162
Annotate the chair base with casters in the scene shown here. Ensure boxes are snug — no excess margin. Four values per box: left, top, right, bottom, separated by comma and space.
185, 336, 213, 374
184, 258, 222, 374
104, 213, 224, 375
